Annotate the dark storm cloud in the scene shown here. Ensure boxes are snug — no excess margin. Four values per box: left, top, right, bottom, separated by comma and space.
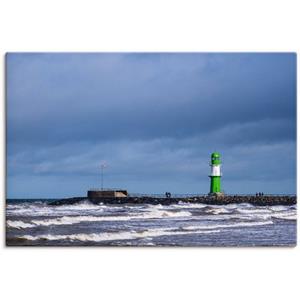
6, 53, 296, 197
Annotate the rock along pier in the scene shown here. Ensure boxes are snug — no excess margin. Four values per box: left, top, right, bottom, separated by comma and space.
49, 194, 296, 206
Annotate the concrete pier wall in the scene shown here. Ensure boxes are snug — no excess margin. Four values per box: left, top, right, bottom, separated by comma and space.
87, 190, 128, 198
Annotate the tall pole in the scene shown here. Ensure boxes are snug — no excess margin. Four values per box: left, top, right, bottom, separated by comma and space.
100, 162, 107, 191
101, 164, 103, 190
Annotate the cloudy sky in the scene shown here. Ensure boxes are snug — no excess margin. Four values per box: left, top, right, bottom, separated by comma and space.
6, 53, 296, 198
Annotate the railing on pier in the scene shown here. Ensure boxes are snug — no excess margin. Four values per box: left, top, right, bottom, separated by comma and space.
128, 193, 296, 198
88, 188, 125, 191
130, 193, 209, 198
226, 194, 296, 197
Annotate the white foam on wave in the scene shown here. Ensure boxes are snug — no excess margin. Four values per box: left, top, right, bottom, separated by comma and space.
8, 211, 260, 229
236, 208, 271, 214
7, 220, 35, 229
30, 209, 192, 227
55, 203, 102, 211
167, 203, 208, 209
269, 206, 290, 212
275, 215, 297, 220
198, 214, 252, 221
204, 207, 231, 214
31, 215, 130, 226
183, 220, 273, 231
6, 203, 106, 217
224, 204, 239, 209
235, 207, 296, 221
6, 204, 25, 210
20, 227, 220, 242
6, 203, 59, 216
271, 211, 297, 220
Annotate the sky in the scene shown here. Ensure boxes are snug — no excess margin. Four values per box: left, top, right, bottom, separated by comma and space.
6, 53, 296, 198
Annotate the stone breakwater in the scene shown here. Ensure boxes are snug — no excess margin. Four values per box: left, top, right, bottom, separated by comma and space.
49, 195, 296, 206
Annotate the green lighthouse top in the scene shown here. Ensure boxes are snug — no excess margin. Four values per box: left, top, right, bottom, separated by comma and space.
211, 152, 221, 165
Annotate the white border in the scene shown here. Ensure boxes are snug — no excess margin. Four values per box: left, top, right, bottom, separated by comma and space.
1, 1, 299, 300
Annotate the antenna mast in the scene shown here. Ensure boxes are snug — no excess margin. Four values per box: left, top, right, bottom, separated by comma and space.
100, 162, 107, 190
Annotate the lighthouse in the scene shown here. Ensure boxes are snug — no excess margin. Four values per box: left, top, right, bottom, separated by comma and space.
209, 152, 222, 194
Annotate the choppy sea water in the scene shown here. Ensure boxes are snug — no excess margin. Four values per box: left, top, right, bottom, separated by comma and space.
6, 199, 297, 246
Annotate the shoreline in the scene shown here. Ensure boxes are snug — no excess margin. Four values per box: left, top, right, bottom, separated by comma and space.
49, 195, 297, 206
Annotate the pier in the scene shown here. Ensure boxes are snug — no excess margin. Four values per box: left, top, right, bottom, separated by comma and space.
49, 194, 296, 206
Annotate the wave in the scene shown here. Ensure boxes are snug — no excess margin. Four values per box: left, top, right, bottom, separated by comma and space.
167, 203, 208, 209
6, 203, 105, 217
235, 207, 296, 221
269, 206, 292, 212
7, 220, 35, 229
271, 211, 297, 221
28, 209, 192, 227
236, 208, 271, 214
204, 207, 232, 214
20, 228, 220, 243
29, 210, 273, 227
55, 202, 103, 211
183, 220, 273, 231
273, 215, 296, 220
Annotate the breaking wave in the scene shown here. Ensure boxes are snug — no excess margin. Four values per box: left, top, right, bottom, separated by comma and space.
204, 207, 231, 214
236, 208, 271, 214
167, 203, 208, 209
6, 201, 105, 217
183, 220, 274, 231
271, 211, 297, 220
26, 210, 193, 227
7, 220, 36, 229
20, 228, 221, 242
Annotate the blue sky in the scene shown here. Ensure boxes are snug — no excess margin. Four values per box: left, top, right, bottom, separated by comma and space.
6, 53, 296, 198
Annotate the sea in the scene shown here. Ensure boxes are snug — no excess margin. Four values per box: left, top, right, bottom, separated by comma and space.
6, 199, 297, 246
